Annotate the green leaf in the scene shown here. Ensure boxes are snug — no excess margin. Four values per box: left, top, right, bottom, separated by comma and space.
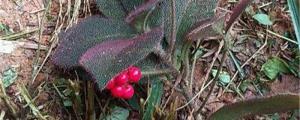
79, 27, 163, 89
239, 80, 251, 93
102, 106, 129, 120
261, 57, 291, 80
63, 99, 72, 107
95, 0, 126, 19
0, 23, 10, 35
252, 13, 273, 26
52, 16, 135, 69
1, 67, 18, 88
212, 69, 231, 86
143, 80, 163, 120
209, 94, 300, 120
127, 94, 141, 110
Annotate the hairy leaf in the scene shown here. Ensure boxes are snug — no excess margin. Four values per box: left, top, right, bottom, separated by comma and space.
52, 16, 135, 69
143, 80, 163, 120
187, 15, 225, 41
121, 0, 145, 12
79, 27, 163, 89
131, 4, 164, 32
95, 0, 126, 19
209, 94, 300, 120
162, 0, 189, 44
177, 0, 218, 42
125, 0, 161, 23
225, 0, 253, 32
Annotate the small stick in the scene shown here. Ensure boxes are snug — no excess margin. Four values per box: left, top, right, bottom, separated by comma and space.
0, 29, 39, 40
266, 30, 298, 45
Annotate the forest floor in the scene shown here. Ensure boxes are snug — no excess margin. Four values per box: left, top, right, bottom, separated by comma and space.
0, 0, 299, 119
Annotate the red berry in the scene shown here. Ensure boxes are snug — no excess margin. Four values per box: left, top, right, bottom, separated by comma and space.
122, 84, 134, 99
128, 66, 142, 83
115, 73, 129, 85
106, 79, 116, 90
111, 86, 124, 98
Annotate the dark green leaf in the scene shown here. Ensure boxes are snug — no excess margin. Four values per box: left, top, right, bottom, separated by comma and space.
121, 0, 144, 12
261, 57, 291, 80
177, 0, 218, 42
174, 0, 218, 62
79, 27, 163, 89
52, 16, 135, 69
143, 80, 163, 120
125, 0, 161, 23
63, 99, 72, 107
2, 67, 17, 88
209, 94, 300, 120
96, 0, 126, 19
102, 106, 129, 120
162, 0, 189, 44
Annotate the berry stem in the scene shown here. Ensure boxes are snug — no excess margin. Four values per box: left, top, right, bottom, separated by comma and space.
141, 69, 174, 76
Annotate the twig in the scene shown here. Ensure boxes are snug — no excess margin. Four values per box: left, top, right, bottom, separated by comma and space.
200, 41, 224, 92
31, 0, 68, 83
175, 40, 224, 111
0, 29, 38, 40
32, 0, 51, 83
223, 29, 268, 94
194, 45, 227, 115
0, 79, 17, 118
267, 30, 298, 45
228, 50, 245, 79
189, 40, 201, 93
176, 78, 214, 111
18, 84, 47, 120
0, 110, 5, 120
266, 29, 298, 45
162, 74, 182, 111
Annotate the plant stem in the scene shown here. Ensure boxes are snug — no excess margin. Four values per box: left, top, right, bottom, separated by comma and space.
194, 39, 228, 116
142, 69, 173, 76
86, 81, 95, 120
0, 79, 17, 118
167, 0, 177, 61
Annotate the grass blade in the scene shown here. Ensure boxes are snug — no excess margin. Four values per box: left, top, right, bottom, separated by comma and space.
288, 0, 300, 50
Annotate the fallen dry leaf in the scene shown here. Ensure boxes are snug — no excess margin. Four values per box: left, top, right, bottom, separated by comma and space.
269, 75, 300, 94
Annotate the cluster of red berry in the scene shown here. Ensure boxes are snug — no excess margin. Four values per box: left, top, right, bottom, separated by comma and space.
106, 66, 142, 99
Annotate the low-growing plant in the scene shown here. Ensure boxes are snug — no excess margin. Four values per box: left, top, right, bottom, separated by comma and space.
52, 0, 300, 119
